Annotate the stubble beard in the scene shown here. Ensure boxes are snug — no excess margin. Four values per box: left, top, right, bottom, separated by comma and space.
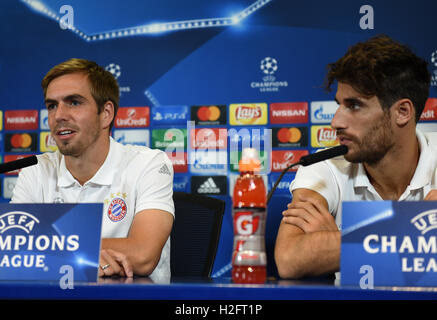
54, 123, 102, 158
344, 112, 395, 165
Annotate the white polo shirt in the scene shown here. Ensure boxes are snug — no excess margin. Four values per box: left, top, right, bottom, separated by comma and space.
290, 129, 437, 230
11, 137, 174, 283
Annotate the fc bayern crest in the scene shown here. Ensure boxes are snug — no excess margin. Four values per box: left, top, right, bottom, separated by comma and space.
107, 198, 127, 222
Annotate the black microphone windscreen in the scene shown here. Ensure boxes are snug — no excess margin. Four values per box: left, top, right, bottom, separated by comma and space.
300, 145, 348, 166
0, 155, 38, 174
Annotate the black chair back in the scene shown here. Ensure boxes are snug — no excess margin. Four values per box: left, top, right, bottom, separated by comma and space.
170, 192, 225, 277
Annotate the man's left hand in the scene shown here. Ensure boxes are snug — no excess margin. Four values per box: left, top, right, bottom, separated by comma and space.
98, 248, 133, 278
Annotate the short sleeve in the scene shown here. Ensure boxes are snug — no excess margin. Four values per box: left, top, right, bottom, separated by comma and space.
289, 161, 340, 214
10, 166, 39, 203
135, 151, 175, 217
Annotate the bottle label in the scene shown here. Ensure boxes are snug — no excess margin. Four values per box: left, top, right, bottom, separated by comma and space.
232, 208, 267, 267
233, 236, 265, 252
233, 252, 267, 266
233, 208, 266, 236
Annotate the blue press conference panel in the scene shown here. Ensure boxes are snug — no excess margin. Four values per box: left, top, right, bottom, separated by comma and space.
0, 203, 103, 282
0, 0, 436, 279
342, 201, 437, 287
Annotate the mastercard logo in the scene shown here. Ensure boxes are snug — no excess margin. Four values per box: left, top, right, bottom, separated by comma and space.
277, 127, 302, 143
10, 133, 33, 148
196, 106, 221, 122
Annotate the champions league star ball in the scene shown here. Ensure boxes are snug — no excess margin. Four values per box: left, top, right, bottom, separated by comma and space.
105, 63, 121, 79
260, 57, 278, 75
432, 50, 437, 67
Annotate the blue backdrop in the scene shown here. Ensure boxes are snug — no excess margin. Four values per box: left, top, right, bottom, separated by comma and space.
0, 0, 436, 278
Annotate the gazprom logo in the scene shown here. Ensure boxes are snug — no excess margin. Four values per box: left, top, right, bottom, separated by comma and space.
411, 209, 437, 235
0, 211, 40, 234
310, 101, 339, 123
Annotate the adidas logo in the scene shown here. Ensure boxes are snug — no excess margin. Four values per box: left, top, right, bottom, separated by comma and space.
197, 177, 220, 194
158, 164, 171, 175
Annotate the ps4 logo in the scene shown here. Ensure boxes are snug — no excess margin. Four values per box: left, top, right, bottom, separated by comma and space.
153, 112, 186, 121
151, 106, 188, 125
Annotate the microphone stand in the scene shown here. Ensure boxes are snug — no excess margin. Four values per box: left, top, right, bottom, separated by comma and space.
266, 145, 348, 204
267, 160, 302, 204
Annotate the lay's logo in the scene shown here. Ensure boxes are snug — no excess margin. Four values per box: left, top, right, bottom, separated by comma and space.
229, 103, 267, 125
311, 125, 339, 147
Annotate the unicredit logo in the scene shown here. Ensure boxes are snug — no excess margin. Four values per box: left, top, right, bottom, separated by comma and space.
190, 128, 227, 149
116, 118, 147, 126
115, 107, 149, 128
271, 150, 308, 172
420, 98, 437, 121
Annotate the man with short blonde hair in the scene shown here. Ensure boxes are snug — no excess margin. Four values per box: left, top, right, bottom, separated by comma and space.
13, 58, 174, 281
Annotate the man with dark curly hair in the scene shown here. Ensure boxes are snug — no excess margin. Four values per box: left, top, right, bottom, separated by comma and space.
275, 35, 437, 279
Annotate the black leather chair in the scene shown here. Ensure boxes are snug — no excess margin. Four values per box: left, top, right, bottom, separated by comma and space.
170, 192, 225, 278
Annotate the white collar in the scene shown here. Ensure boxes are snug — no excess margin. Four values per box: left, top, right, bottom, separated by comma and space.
57, 137, 120, 187
353, 128, 434, 191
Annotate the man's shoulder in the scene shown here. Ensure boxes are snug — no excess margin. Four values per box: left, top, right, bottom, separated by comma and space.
295, 151, 355, 182
313, 150, 354, 172
18, 151, 61, 178
114, 141, 168, 164
423, 131, 437, 149
36, 151, 61, 169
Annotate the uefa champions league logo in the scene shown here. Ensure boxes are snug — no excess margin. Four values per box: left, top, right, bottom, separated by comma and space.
105, 63, 121, 79
260, 57, 278, 76
250, 57, 288, 92
430, 50, 437, 87
260, 57, 277, 82
431, 50, 437, 68
431, 50, 437, 87
105, 63, 131, 95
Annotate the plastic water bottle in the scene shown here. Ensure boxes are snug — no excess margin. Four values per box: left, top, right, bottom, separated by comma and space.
232, 148, 267, 284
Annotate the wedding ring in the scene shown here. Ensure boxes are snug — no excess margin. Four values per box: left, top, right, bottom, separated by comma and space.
100, 264, 110, 270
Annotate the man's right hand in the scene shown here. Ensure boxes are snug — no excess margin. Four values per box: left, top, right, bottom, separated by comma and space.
282, 193, 338, 234
275, 188, 340, 279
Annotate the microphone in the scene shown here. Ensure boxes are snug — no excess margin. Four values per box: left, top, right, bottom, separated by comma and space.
0, 155, 38, 174
267, 145, 348, 203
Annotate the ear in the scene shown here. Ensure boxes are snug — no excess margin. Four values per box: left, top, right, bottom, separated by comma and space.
393, 99, 415, 127
100, 101, 115, 130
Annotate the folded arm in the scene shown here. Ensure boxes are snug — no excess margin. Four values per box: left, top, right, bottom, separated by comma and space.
274, 188, 340, 279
